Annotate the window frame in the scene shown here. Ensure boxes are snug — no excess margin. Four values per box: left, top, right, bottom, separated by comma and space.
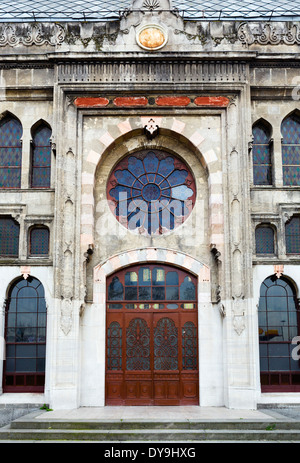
28, 225, 50, 258
30, 123, 52, 189
0, 114, 23, 189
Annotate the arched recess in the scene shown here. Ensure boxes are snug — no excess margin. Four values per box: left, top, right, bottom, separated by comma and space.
252, 118, 273, 186
3, 276, 47, 392
30, 120, 52, 188
0, 112, 23, 189
281, 110, 300, 186
258, 274, 300, 392
93, 247, 210, 406
81, 123, 224, 260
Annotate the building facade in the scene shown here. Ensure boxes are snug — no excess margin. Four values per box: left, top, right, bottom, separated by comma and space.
0, 0, 300, 410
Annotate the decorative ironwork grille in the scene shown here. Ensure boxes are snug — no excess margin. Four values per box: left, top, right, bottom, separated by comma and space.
107, 321, 122, 370
182, 321, 197, 370
126, 318, 150, 370
154, 318, 178, 370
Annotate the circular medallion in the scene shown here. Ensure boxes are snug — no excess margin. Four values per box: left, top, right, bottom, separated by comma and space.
136, 24, 168, 51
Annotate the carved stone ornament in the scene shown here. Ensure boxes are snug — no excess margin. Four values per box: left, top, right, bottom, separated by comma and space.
144, 118, 159, 139
60, 298, 73, 336
218, 302, 226, 318
233, 315, 245, 336
136, 24, 168, 51
274, 264, 284, 279
238, 22, 300, 46
20, 266, 31, 280
0, 23, 65, 47
143, 0, 160, 10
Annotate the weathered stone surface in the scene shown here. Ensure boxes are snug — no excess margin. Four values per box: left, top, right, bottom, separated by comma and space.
0, 0, 299, 412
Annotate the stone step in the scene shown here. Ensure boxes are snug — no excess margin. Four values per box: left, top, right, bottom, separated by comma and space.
1, 426, 300, 441
9, 418, 300, 431
1, 409, 300, 442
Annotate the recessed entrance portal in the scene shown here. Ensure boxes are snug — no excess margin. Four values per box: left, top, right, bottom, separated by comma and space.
105, 264, 199, 405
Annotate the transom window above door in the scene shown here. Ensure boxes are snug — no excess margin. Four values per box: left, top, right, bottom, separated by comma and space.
107, 264, 197, 311
107, 149, 196, 235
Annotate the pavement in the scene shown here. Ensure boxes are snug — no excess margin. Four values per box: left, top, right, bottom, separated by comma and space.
21, 405, 300, 422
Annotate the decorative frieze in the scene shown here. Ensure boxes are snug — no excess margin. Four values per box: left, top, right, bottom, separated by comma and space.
73, 94, 230, 109
58, 60, 247, 84
238, 22, 300, 46
0, 23, 65, 47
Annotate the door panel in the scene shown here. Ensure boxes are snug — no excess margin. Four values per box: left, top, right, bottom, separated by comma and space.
105, 264, 198, 405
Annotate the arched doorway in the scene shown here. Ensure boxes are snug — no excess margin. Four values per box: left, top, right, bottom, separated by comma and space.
258, 276, 300, 391
3, 277, 47, 392
106, 264, 199, 405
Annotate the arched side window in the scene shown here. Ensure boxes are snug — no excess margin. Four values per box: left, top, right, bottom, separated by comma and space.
258, 276, 300, 391
29, 226, 49, 257
0, 216, 20, 257
252, 121, 272, 185
4, 277, 47, 392
281, 114, 300, 186
285, 216, 300, 254
31, 123, 52, 188
0, 115, 22, 188
255, 225, 275, 255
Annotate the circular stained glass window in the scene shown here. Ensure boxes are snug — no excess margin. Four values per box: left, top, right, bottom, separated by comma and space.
107, 149, 196, 235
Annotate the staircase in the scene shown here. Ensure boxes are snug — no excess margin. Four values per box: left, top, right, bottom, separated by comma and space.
0, 410, 300, 442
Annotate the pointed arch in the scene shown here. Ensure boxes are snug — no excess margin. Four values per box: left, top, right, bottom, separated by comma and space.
30, 120, 52, 188
252, 118, 273, 185
281, 110, 300, 186
0, 112, 22, 188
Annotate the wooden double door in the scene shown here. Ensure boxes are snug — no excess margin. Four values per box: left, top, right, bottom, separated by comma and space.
105, 264, 199, 405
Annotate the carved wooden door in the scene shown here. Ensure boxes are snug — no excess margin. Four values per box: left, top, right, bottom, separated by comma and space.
106, 264, 198, 405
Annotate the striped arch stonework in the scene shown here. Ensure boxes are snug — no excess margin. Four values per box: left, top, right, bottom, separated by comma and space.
80, 115, 224, 257
93, 247, 211, 305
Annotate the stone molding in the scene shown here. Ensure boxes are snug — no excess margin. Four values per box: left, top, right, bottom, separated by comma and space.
0, 23, 65, 47
93, 247, 210, 304
238, 22, 300, 46
58, 59, 247, 84
1, 20, 300, 50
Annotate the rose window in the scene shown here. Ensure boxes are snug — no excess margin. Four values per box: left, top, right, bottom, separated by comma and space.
107, 149, 196, 235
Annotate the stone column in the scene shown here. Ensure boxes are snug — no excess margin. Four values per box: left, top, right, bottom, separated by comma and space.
222, 83, 257, 409
49, 84, 84, 409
